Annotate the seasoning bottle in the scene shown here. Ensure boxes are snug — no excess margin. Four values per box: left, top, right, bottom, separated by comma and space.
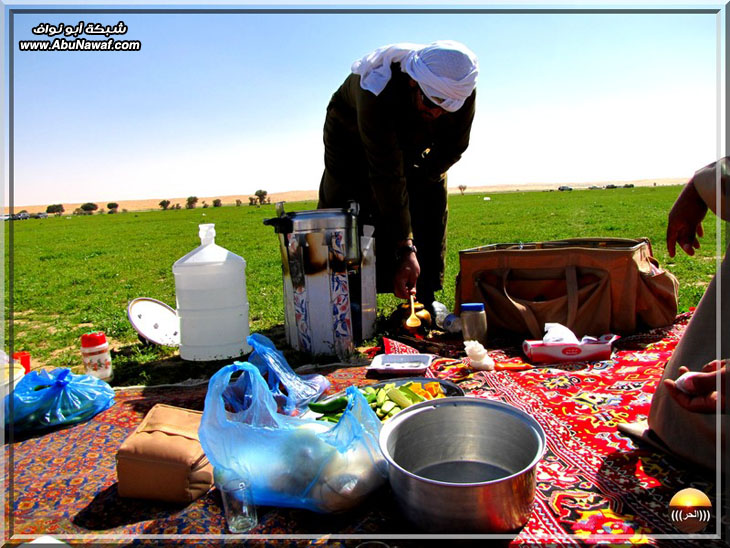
460, 302, 488, 346
81, 331, 113, 381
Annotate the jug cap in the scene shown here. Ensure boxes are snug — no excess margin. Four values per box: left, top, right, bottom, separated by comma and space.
127, 298, 181, 347
199, 223, 216, 244
81, 331, 107, 347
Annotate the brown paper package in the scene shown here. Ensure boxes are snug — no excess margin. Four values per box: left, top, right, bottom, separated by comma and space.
116, 403, 213, 503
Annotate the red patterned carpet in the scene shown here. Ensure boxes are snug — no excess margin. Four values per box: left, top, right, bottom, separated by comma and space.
3, 312, 726, 546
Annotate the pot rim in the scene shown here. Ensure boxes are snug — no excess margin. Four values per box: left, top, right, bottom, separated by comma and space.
379, 396, 546, 487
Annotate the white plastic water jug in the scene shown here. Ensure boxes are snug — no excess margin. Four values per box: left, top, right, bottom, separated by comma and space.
173, 224, 251, 361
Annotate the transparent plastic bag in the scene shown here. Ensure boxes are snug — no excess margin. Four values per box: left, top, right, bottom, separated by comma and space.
199, 362, 387, 513
5, 368, 115, 434
244, 333, 330, 415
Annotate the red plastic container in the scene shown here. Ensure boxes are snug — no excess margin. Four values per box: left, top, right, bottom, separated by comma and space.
12, 351, 31, 374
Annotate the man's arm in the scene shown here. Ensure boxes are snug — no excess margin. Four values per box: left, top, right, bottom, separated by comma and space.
419, 90, 476, 178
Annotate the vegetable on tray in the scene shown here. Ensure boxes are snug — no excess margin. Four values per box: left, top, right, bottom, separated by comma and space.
308, 381, 445, 423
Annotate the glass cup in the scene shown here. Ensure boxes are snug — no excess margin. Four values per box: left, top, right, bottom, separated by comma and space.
219, 478, 257, 533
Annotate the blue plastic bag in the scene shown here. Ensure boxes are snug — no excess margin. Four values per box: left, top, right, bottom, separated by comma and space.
244, 333, 330, 415
5, 368, 115, 434
199, 362, 387, 513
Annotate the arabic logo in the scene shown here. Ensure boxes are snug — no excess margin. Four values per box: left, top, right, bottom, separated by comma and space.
668, 487, 712, 533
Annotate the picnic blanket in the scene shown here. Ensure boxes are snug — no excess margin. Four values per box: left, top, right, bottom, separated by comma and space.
3, 311, 726, 545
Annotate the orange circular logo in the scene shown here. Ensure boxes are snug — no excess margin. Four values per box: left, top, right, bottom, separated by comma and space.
668, 488, 712, 533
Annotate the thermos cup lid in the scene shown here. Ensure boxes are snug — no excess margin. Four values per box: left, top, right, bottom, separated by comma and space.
461, 303, 485, 312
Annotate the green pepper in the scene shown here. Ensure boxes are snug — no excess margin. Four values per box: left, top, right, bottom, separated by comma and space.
308, 396, 349, 414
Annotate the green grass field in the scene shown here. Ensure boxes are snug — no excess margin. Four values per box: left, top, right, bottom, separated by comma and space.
3, 185, 725, 385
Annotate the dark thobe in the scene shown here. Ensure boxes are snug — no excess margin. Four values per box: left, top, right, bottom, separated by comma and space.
318, 66, 476, 296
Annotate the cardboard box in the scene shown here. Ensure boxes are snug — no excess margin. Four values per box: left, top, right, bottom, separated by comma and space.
522, 334, 620, 364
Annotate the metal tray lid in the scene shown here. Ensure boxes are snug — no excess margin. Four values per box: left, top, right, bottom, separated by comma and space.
127, 297, 181, 347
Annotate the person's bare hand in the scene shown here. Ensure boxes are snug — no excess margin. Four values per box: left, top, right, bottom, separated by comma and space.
663, 361, 727, 414
666, 179, 708, 258
393, 253, 420, 299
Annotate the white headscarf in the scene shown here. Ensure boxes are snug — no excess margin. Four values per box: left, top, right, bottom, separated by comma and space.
351, 40, 479, 112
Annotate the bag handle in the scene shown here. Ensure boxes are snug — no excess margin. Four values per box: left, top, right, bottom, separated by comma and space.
499, 266, 579, 338
203, 362, 281, 431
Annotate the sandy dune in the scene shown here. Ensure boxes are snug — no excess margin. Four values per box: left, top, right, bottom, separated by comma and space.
7, 178, 685, 215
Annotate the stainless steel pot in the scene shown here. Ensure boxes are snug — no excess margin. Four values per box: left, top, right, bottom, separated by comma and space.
378, 397, 545, 533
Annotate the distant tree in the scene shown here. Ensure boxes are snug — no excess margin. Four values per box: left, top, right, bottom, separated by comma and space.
80, 202, 98, 212
122, 208, 128, 213
97, 208, 106, 214
255, 189, 268, 205
159, 199, 171, 210
202, 201, 209, 208
235, 199, 243, 207
249, 196, 258, 206
46, 204, 64, 214
186, 196, 198, 209
458, 185, 467, 195
173, 203, 182, 210
213, 199, 222, 207
73, 208, 85, 216
107, 202, 119, 211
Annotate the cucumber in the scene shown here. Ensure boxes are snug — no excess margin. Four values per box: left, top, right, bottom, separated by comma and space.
386, 388, 413, 409
381, 400, 397, 414
387, 406, 402, 417
308, 396, 348, 414
399, 385, 426, 403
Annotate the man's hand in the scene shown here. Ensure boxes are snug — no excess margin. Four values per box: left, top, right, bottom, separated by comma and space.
393, 253, 420, 299
663, 360, 727, 414
666, 179, 708, 258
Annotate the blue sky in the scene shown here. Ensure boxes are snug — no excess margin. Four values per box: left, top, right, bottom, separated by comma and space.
9, 5, 721, 206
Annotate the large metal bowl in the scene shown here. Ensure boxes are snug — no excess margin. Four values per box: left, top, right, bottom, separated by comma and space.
379, 396, 545, 533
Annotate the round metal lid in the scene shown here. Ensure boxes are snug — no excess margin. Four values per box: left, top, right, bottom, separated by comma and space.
127, 298, 180, 347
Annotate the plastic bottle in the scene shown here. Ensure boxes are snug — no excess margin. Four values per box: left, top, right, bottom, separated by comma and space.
81, 331, 113, 380
443, 314, 462, 333
460, 302, 488, 346
431, 301, 449, 329
173, 224, 252, 361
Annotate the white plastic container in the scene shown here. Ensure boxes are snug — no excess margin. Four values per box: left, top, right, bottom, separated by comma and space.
173, 224, 251, 361
1, 354, 25, 403
81, 331, 113, 380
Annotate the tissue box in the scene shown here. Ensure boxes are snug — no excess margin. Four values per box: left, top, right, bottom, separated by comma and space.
522, 334, 620, 364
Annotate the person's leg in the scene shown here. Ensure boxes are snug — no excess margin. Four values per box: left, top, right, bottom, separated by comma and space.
407, 172, 448, 312
646, 246, 729, 471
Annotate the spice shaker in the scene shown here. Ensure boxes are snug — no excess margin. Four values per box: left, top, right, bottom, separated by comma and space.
81, 331, 113, 381
460, 302, 488, 346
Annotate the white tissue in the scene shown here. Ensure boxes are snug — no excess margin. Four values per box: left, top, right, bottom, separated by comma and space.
674, 371, 702, 394
464, 340, 495, 371
543, 323, 580, 344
